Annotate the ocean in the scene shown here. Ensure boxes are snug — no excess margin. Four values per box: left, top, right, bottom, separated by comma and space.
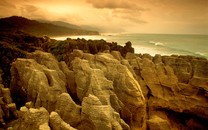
53, 33, 208, 59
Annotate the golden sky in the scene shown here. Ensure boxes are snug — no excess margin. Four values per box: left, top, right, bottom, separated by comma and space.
0, 0, 208, 34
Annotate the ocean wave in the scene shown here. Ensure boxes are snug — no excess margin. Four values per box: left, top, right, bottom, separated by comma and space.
149, 41, 165, 46
168, 48, 208, 59
136, 42, 208, 59
194, 52, 207, 56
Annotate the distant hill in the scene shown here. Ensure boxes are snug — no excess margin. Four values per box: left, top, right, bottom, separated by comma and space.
37, 19, 81, 29
0, 16, 99, 36
37, 19, 100, 31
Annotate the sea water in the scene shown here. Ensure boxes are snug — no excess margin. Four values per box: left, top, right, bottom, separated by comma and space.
53, 33, 208, 59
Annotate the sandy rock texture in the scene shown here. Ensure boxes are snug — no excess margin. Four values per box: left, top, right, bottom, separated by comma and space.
1, 49, 207, 130
126, 52, 208, 130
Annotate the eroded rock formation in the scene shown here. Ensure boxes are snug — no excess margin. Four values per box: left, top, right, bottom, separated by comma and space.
0, 39, 207, 130
126, 52, 208, 129
8, 50, 145, 129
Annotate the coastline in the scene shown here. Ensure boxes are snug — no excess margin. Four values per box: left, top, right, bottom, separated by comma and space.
52, 33, 208, 59
0, 33, 208, 129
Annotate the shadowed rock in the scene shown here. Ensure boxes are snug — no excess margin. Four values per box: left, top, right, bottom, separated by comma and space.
71, 52, 146, 129
126, 53, 208, 129
10, 51, 67, 112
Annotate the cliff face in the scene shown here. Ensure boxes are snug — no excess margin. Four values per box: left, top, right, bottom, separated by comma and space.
126, 53, 208, 129
0, 35, 207, 130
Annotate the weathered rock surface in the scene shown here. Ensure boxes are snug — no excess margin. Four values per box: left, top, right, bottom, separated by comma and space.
10, 51, 145, 129
17, 107, 50, 130
80, 94, 129, 130
3, 49, 207, 130
0, 71, 18, 127
55, 93, 81, 127
147, 116, 171, 130
126, 53, 208, 129
10, 51, 67, 112
50, 111, 77, 130
71, 51, 146, 129
1, 31, 207, 130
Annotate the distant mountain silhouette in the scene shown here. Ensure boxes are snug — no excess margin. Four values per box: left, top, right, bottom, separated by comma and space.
37, 19, 100, 31
0, 16, 99, 36
37, 19, 81, 29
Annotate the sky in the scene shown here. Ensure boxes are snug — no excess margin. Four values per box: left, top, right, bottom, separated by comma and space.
0, 0, 208, 34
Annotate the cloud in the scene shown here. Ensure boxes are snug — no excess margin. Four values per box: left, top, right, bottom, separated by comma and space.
86, 0, 146, 10
0, 0, 17, 17
0, 0, 207, 34
113, 9, 147, 24
86, 0, 148, 24
20, 5, 39, 13
0, 0, 16, 8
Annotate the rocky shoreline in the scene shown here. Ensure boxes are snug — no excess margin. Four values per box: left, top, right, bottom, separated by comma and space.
0, 32, 208, 130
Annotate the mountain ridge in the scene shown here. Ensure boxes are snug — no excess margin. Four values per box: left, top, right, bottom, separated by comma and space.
36, 19, 81, 29
0, 16, 99, 36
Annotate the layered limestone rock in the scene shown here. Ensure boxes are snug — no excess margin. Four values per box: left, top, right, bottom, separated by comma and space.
7, 49, 208, 130
0, 71, 18, 127
17, 107, 50, 130
55, 93, 81, 127
126, 53, 208, 129
80, 94, 129, 130
10, 51, 67, 112
50, 111, 77, 130
147, 116, 171, 130
71, 50, 146, 129
9, 50, 144, 129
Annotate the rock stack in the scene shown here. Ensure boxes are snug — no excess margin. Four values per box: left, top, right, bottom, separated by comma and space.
8, 50, 146, 129
0, 33, 207, 130
0, 69, 18, 128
